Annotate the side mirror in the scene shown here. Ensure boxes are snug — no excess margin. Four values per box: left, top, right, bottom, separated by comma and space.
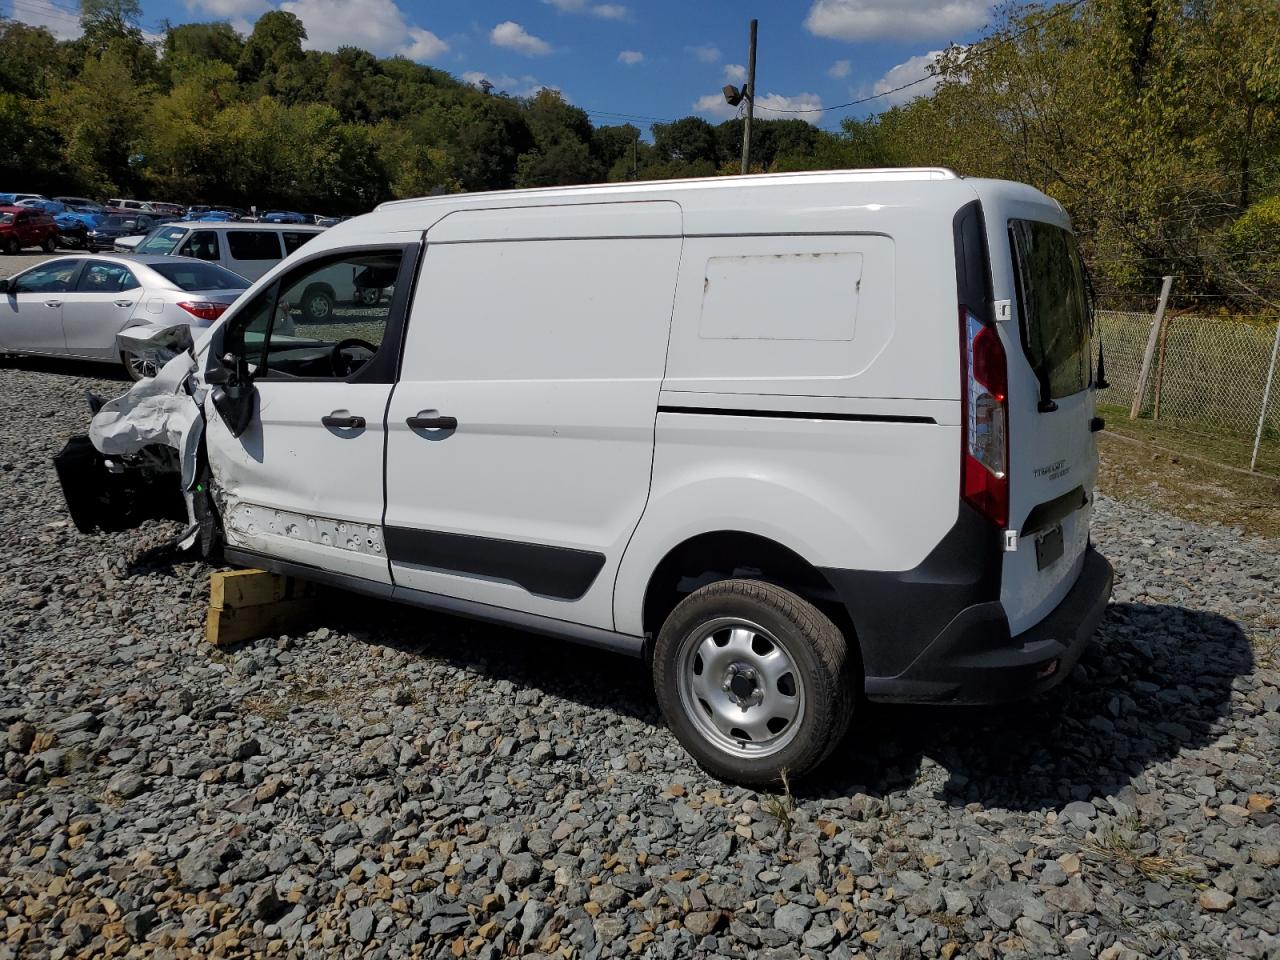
0, 278, 11, 294
203, 365, 232, 386
209, 352, 256, 438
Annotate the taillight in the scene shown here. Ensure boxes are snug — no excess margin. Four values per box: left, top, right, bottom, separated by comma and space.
961, 306, 1009, 527
177, 301, 228, 325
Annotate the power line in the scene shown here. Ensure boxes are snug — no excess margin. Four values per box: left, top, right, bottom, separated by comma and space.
755, 0, 1089, 117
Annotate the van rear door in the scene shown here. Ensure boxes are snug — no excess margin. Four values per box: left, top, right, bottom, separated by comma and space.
1001, 218, 1097, 634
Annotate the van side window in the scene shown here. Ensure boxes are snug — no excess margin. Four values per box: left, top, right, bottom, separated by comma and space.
281, 231, 315, 254
179, 230, 220, 262
222, 250, 404, 381
222, 284, 276, 374
228, 231, 283, 261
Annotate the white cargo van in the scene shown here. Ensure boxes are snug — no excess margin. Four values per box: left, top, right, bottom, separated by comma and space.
57, 169, 1113, 784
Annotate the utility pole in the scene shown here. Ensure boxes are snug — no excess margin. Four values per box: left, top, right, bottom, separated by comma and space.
632, 128, 638, 181
741, 18, 757, 175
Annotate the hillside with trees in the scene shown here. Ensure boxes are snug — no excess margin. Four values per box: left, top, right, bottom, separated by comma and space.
1, 0, 1278, 305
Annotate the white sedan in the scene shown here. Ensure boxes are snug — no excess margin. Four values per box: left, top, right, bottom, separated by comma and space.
0, 254, 248, 379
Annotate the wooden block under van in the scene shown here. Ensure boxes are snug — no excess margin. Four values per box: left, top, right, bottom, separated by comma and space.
205, 569, 317, 647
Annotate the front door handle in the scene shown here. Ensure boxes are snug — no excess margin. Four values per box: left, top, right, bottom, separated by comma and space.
322, 412, 365, 429
114, 300, 134, 307
45, 300, 61, 307
406, 413, 458, 430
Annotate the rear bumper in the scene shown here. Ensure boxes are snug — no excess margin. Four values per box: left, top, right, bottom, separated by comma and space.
861, 547, 1113, 704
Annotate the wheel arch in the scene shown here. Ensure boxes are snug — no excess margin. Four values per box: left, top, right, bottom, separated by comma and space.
639, 529, 858, 665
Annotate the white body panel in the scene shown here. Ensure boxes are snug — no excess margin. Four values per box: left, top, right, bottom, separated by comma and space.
207, 381, 392, 582
384, 202, 682, 628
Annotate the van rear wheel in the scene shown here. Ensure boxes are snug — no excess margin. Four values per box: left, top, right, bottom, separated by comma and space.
653, 578, 854, 785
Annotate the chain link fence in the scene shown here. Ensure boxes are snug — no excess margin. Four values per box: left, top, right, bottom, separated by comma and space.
1094, 310, 1280, 474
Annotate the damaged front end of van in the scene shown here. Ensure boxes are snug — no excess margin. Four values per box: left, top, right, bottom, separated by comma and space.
53, 325, 221, 554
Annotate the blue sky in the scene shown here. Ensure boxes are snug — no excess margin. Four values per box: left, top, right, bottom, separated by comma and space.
5, 0, 1003, 130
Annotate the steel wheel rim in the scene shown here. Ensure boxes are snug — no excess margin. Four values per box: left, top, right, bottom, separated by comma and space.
126, 353, 158, 379
675, 616, 806, 760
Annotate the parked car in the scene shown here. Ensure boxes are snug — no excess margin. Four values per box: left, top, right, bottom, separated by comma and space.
148, 202, 185, 217
132, 222, 323, 281
51, 170, 1115, 784
83, 213, 157, 251
314, 215, 349, 228
105, 198, 155, 213
0, 254, 247, 379
0, 205, 59, 253
261, 210, 308, 224
54, 196, 105, 214
0, 192, 47, 205
16, 198, 68, 214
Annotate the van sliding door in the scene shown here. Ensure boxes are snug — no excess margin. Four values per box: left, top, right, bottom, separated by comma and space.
384, 201, 683, 630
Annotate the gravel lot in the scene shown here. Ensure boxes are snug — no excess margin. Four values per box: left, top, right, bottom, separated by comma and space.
1, 252, 64, 276
1, 359, 1277, 960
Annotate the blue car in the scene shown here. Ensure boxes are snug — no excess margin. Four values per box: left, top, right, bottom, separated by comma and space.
261, 210, 308, 224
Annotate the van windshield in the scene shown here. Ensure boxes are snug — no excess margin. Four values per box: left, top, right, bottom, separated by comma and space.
1009, 220, 1091, 398
136, 226, 188, 254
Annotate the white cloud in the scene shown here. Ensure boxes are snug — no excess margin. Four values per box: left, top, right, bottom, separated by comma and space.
279, 0, 449, 62
8, 0, 83, 39
723, 63, 746, 83
617, 50, 644, 65
871, 50, 945, 106
753, 92, 824, 125
403, 27, 449, 61
693, 93, 737, 121
490, 20, 552, 56
694, 91, 825, 126
463, 71, 558, 98
184, 0, 270, 18
542, 0, 630, 18
804, 0, 988, 41
827, 59, 851, 79
687, 44, 721, 63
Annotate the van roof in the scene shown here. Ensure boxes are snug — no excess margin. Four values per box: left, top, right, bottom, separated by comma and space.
377, 168, 961, 212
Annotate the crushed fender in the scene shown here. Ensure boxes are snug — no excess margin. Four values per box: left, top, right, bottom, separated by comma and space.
58, 347, 214, 550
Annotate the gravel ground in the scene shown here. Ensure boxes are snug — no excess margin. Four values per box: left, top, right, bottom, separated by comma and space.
0, 253, 61, 275
1, 359, 1278, 960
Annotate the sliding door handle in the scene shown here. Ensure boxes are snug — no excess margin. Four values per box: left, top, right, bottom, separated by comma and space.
406, 413, 457, 430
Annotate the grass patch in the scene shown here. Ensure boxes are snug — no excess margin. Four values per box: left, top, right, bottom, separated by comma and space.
1096, 406, 1280, 539
1084, 824, 1196, 885
761, 770, 796, 842
1098, 403, 1280, 476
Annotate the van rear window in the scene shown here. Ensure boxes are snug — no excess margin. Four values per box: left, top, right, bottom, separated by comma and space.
1009, 220, 1091, 398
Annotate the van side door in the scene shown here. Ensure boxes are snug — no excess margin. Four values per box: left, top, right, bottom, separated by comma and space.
206, 243, 421, 582
383, 202, 683, 630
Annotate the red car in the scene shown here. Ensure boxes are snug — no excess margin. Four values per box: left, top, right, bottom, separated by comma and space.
0, 205, 58, 254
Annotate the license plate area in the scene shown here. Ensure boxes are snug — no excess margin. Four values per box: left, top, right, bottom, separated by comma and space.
1035, 524, 1064, 570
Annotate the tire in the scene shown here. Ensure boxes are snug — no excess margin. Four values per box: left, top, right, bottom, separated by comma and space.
358, 286, 381, 306
121, 350, 157, 381
3, 237, 18, 255
41, 235, 56, 253
652, 578, 855, 785
301, 284, 334, 323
